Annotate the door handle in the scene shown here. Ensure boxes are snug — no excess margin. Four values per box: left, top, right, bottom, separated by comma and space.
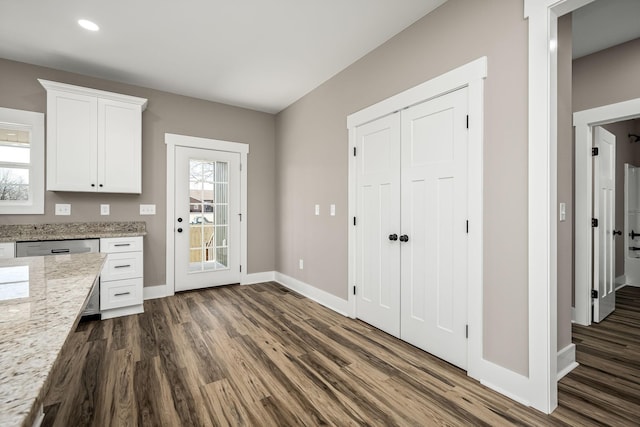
399, 235, 409, 242
631, 230, 640, 239
613, 230, 622, 236
177, 228, 183, 233
177, 217, 183, 223
388, 234, 398, 241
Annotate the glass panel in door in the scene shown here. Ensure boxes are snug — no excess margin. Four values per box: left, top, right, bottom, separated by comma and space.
189, 159, 230, 272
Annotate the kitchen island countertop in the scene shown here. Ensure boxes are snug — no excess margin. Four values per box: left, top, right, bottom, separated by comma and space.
0, 252, 106, 427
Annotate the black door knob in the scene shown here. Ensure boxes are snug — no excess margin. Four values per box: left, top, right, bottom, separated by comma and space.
399, 234, 409, 242
389, 234, 398, 241
177, 217, 183, 223
177, 228, 183, 233
613, 230, 622, 236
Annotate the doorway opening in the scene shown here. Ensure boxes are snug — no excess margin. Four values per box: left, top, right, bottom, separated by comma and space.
573, 103, 640, 326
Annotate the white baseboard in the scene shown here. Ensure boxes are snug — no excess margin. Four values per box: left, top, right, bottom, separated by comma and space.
242, 271, 276, 285
557, 343, 578, 381
477, 360, 531, 408
143, 284, 171, 300
274, 272, 350, 317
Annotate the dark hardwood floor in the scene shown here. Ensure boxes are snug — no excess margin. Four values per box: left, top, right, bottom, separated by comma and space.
41, 283, 640, 426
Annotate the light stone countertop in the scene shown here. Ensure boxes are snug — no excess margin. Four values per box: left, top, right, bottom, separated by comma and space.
0, 253, 107, 427
0, 221, 146, 243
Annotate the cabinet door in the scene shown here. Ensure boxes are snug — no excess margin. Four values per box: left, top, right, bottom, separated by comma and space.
0, 242, 15, 259
98, 99, 142, 193
46, 90, 98, 191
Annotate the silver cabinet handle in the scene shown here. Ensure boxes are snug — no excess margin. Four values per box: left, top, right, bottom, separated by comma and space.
114, 292, 131, 296
114, 243, 131, 247
114, 264, 131, 269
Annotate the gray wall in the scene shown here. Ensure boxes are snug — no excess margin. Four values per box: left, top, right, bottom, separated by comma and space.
573, 37, 640, 112
0, 58, 277, 286
276, 0, 530, 375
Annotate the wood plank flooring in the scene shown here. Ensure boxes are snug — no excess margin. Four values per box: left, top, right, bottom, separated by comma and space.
41, 282, 640, 426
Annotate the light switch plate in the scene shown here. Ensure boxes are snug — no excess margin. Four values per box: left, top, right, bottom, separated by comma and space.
330, 204, 336, 216
55, 204, 71, 216
100, 204, 110, 215
315, 204, 320, 216
559, 202, 566, 222
299, 259, 304, 270
140, 204, 156, 215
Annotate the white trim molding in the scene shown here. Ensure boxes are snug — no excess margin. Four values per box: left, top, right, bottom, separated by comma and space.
524, 0, 596, 414
165, 133, 249, 296
557, 343, 578, 381
243, 271, 276, 285
574, 98, 640, 326
347, 57, 487, 388
274, 272, 350, 317
143, 284, 171, 300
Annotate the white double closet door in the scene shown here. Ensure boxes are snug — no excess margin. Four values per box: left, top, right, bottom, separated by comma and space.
355, 88, 469, 370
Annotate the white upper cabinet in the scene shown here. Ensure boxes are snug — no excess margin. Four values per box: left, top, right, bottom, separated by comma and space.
39, 80, 147, 193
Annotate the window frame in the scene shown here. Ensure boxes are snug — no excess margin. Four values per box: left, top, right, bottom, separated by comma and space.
0, 107, 45, 215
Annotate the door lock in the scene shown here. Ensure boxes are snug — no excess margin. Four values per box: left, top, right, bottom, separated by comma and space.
388, 234, 398, 241
177, 217, 183, 223
399, 234, 409, 242
177, 227, 183, 233
613, 230, 622, 236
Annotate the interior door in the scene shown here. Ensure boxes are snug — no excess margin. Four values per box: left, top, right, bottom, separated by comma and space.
174, 146, 240, 291
355, 112, 401, 337
593, 126, 616, 323
400, 87, 469, 370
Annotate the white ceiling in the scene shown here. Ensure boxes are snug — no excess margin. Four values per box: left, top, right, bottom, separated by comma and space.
572, 0, 640, 59
0, 0, 446, 113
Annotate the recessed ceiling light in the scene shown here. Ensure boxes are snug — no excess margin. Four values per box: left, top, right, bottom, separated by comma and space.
78, 19, 99, 32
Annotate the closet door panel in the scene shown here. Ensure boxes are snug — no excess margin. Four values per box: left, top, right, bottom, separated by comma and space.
355, 113, 401, 337
400, 87, 469, 370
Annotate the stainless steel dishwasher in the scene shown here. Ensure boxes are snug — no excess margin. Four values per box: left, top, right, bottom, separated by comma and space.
16, 239, 101, 318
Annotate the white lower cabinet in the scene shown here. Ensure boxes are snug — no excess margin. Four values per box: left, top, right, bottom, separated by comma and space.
0, 242, 15, 259
100, 236, 143, 319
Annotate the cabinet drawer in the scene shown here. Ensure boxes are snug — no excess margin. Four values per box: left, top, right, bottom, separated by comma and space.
100, 236, 143, 253
101, 251, 143, 281
100, 278, 142, 310
0, 242, 15, 259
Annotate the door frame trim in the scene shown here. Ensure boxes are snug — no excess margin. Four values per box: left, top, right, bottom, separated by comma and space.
347, 57, 486, 381
574, 98, 640, 326
165, 133, 249, 295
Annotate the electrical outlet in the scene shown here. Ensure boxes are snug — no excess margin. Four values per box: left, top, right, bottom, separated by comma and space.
315, 204, 320, 216
55, 204, 71, 216
100, 204, 110, 215
140, 204, 156, 215
299, 259, 304, 270
330, 204, 336, 216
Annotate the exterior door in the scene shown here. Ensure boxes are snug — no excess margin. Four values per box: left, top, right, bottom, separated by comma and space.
400, 88, 469, 370
355, 113, 401, 337
174, 146, 240, 291
593, 126, 616, 323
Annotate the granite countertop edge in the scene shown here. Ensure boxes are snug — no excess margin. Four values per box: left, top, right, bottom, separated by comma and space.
0, 230, 147, 243
0, 221, 147, 243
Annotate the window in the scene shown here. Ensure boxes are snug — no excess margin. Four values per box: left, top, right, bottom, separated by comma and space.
0, 107, 45, 214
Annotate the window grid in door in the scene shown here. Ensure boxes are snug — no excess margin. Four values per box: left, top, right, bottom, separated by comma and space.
188, 159, 229, 272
